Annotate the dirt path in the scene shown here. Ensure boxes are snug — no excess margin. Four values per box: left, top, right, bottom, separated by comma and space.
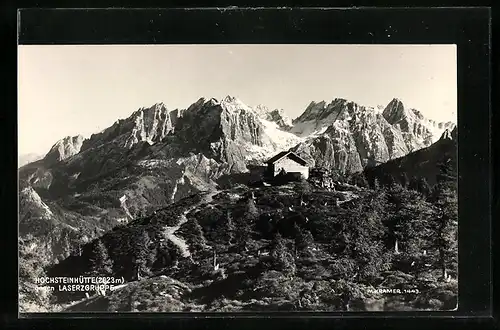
64, 193, 222, 312
162, 190, 218, 259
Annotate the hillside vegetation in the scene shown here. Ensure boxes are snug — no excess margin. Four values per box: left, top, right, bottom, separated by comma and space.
26, 159, 458, 313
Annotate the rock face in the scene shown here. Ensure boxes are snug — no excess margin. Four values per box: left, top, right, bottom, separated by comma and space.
18, 183, 92, 263
255, 104, 293, 129
80, 103, 177, 152
18, 185, 54, 229
290, 98, 455, 173
44, 135, 84, 165
382, 98, 455, 150
292, 121, 363, 173
440, 126, 458, 141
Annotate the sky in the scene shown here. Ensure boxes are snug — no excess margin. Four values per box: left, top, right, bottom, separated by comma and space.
18, 44, 457, 156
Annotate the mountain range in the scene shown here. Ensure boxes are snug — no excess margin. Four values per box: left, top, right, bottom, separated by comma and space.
18, 95, 456, 264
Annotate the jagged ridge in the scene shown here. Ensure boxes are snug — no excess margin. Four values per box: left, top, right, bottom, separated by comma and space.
290, 97, 455, 173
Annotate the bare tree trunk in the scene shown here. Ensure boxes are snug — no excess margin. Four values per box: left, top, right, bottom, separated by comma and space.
136, 264, 141, 281
439, 248, 447, 280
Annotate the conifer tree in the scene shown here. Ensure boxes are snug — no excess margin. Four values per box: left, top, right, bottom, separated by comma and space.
431, 164, 458, 280
294, 223, 314, 255
235, 216, 252, 251
297, 177, 312, 203
19, 236, 52, 312
270, 233, 296, 275
418, 177, 432, 197
246, 196, 259, 219
409, 176, 419, 191
385, 174, 397, 188
225, 210, 236, 245
385, 184, 433, 261
70, 235, 85, 257
192, 219, 206, 250
359, 175, 369, 188
183, 218, 206, 251
88, 239, 114, 277
399, 173, 409, 188
341, 201, 387, 281
436, 160, 457, 191
132, 230, 153, 280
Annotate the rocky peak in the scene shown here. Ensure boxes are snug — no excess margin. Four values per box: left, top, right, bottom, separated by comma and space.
223, 95, 238, 103
438, 121, 456, 130
254, 104, 270, 116
254, 104, 292, 129
266, 109, 293, 129
80, 103, 180, 152
290, 98, 359, 137
289, 96, 457, 174
205, 98, 219, 107
131, 102, 167, 117
296, 98, 356, 123
44, 135, 84, 164
219, 95, 253, 113
440, 126, 458, 141
440, 129, 453, 140
293, 101, 323, 124
123, 102, 173, 148
410, 108, 425, 120
171, 96, 301, 171
382, 98, 410, 125
382, 98, 435, 148
451, 126, 458, 140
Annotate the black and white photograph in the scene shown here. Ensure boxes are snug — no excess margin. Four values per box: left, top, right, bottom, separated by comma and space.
18, 44, 458, 313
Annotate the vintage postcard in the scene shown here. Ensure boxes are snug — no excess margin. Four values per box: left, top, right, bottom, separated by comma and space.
18, 44, 458, 313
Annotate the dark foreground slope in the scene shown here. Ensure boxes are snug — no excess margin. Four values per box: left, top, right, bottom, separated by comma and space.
364, 128, 457, 187
41, 178, 457, 313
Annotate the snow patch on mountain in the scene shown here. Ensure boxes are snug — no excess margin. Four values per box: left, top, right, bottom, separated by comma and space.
246, 118, 304, 160
254, 104, 293, 129
220, 95, 254, 113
